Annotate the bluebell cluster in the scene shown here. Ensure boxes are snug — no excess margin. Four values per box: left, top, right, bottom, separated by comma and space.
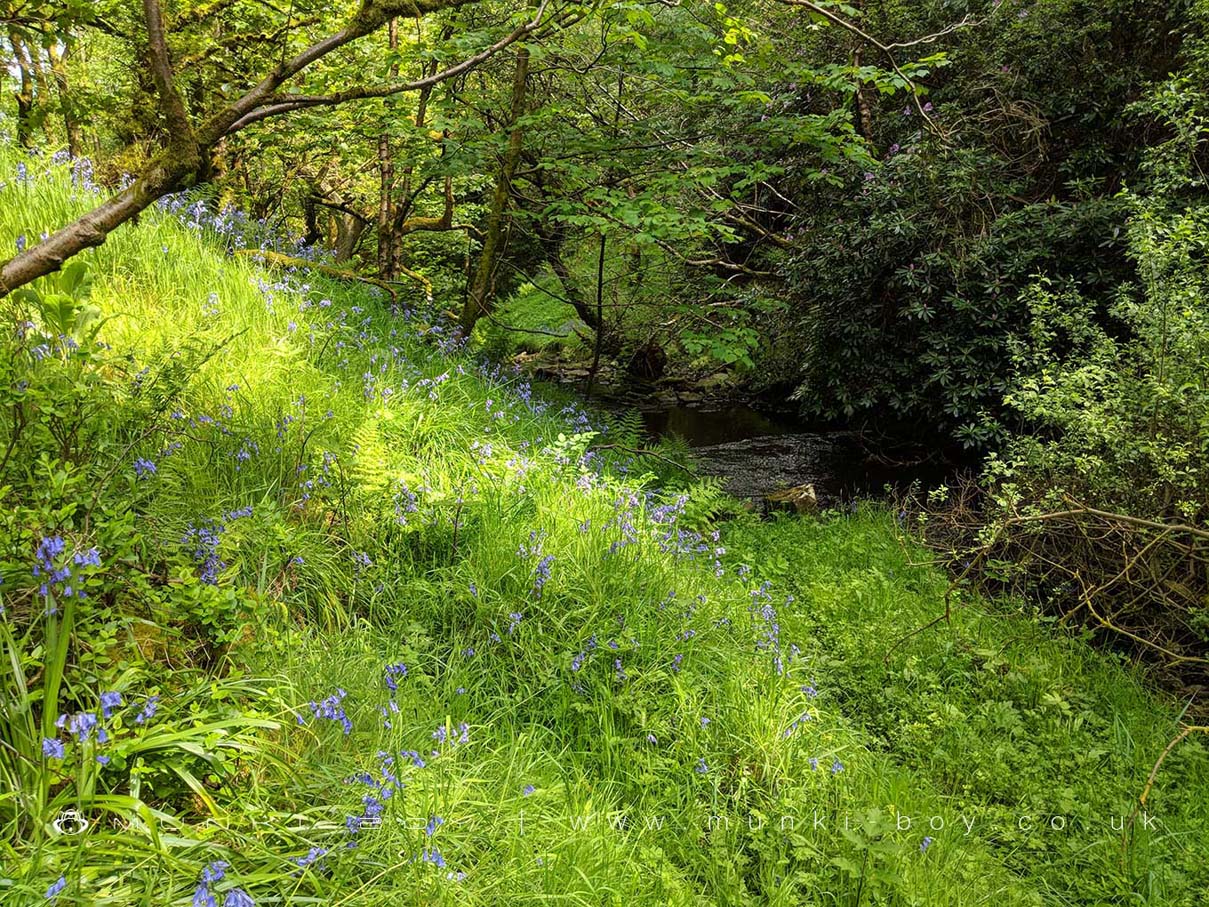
302, 688, 353, 735
42, 688, 157, 768
191, 861, 255, 907
181, 506, 254, 584
32, 536, 101, 602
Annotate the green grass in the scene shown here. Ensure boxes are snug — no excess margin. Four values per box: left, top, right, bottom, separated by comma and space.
1, 147, 1207, 906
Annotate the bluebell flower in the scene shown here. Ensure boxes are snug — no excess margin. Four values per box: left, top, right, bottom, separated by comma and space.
42, 738, 65, 759
66, 712, 98, 743
420, 848, 446, 868
290, 846, 328, 872
182, 521, 225, 585
201, 862, 228, 884
694, 757, 709, 774
307, 689, 352, 734
45, 876, 66, 900
831, 759, 844, 775
16, 234, 27, 253
135, 695, 160, 724
384, 662, 408, 692
193, 884, 216, 907
425, 815, 444, 836
363, 793, 384, 818
507, 612, 523, 635
34, 536, 66, 577
100, 690, 123, 719
223, 889, 254, 907
133, 458, 157, 479
920, 836, 933, 852
523, 784, 535, 796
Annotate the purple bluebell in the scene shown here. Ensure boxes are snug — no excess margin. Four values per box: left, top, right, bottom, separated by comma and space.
65, 712, 98, 743
308, 690, 352, 734
384, 663, 408, 692
46, 876, 66, 900
290, 846, 328, 871
135, 695, 160, 724
100, 690, 123, 719
201, 862, 228, 884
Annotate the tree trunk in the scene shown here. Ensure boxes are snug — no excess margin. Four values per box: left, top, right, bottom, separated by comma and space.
335, 214, 367, 262
9, 31, 36, 147
28, 41, 55, 143
376, 18, 399, 278
459, 40, 530, 334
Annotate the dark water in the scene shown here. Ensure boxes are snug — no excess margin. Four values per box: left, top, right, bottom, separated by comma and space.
641, 404, 797, 447
640, 404, 931, 504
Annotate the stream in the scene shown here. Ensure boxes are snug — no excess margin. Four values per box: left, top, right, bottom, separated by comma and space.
637, 403, 936, 505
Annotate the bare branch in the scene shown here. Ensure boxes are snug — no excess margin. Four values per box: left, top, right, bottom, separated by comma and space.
226, 2, 551, 135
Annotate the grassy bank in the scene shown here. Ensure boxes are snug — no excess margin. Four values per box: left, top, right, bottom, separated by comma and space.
2, 150, 1207, 906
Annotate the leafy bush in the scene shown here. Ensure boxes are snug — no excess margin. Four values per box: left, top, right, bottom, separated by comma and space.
778, 0, 1181, 444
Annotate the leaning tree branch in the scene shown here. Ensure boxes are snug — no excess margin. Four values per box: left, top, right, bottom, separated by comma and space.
0, 0, 549, 299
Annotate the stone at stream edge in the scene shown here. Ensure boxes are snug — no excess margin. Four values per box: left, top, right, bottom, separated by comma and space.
763, 483, 819, 515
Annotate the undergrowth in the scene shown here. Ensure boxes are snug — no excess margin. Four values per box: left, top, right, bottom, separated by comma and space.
1, 149, 1207, 906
